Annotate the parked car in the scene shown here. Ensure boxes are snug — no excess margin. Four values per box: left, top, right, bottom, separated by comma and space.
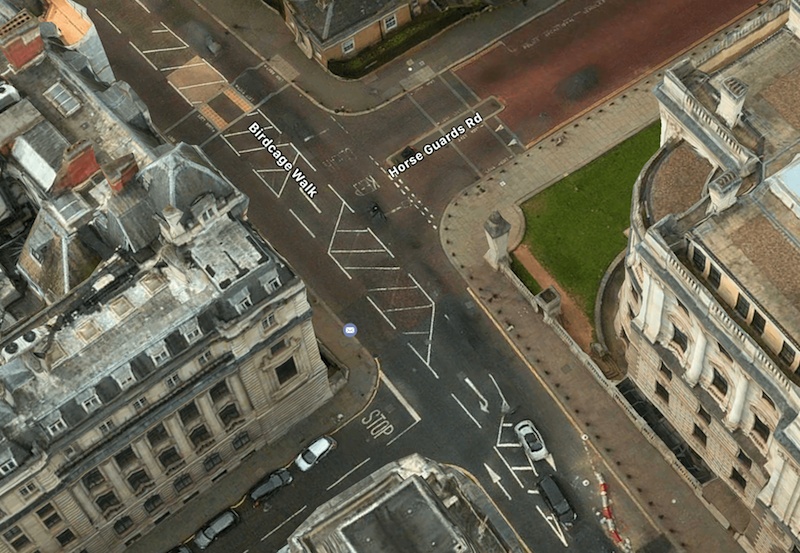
401, 146, 418, 160
249, 468, 293, 506
295, 436, 336, 472
193, 509, 240, 550
537, 475, 576, 526
514, 419, 549, 462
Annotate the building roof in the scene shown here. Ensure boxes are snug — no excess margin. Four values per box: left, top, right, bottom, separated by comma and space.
288, 0, 404, 46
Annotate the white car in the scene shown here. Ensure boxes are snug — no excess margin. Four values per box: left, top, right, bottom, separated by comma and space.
295, 436, 336, 472
515, 420, 549, 462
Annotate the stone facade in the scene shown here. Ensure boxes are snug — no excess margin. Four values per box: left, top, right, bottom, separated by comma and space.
0, 3, 333, 552
614, 4, 800, 552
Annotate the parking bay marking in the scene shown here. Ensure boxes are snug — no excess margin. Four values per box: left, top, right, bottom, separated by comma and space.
260, 505, 307, 541
327, 458, 371, 491
536, 504, 568, 547
451, 393, 481, 429
380, 372, 423, 447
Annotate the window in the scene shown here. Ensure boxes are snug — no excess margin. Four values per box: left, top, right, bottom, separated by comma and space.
64, 444, 80, 460
708, 265, 721, 289
209, 381, 230, 404
672, 325, 688, 353
114, 516, 134, 535
712, 369, 728, 396
159, 447, 181, 469
384, 13, 398, 31
181, 319, 202, 344
0, 458, 17, 475
342, 38, 355, 54
198, 351, 213, 366
655, 382, 669, 403
81, 394, 101, 413
276, 357, 298, 385
112, 363, 136, 389
174, 473, 193, 493
127, 470, 151, 493
4, 526, 29, 551
144, 494, 163, 514
735, 294, 750, 319
132, 397, 148, 411
56, 529, 75, 546
718, 342, 732, 362
189, 425, 212, 449
692, 424, 707, 447
267, 277, 281, 292
692, 248, 706, 271
165, 372, 181, 389
148, 343, 170, 366
753, 415, 771, 443
698, 407, 711, 425
659, 362, 672, 381
44, 82, 81, 116
730, 468, 746, 490
751, 311, 766, 335
203, 453, 223, 472
18, 481, 38, 499
271, 340, 287, 356
219, 404, 241, 427
82, 469, 105, 491
179, 402, 201, 426
114, 447, 138, 471
762, 391, 776, 410
147, 424, 169, 448
262, 313, 276, 330
99, 419, 115, 434
37, 503, 62, 529
47, 418, 67, 436
780, 342, 796, 367
737, 449, 752, 469
232, 431, 250, 450
96, 491, 120, 512
236, 295, 253, 313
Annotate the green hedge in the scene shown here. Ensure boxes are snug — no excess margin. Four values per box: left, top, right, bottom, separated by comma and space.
510, 253, 542, 295
329, 3, 484, 79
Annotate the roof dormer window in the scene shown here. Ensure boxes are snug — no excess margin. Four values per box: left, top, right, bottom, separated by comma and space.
147, 342, 170, 367
47, 418, 67, 437
180, 319, 202, 344
0, 459, 17, 476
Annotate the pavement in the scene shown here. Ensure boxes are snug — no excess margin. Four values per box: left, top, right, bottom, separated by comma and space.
126, 288, 378, 553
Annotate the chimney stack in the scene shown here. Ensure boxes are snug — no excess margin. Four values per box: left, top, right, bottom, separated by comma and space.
0, 11, 45, 71
716, 77, 748, 128
52, 140, 100, 194
102, 154, 138, 193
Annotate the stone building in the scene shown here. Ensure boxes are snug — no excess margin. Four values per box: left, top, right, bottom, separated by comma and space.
286, 454, 526, 553
614, 3, 800, 552
281, 0, 429, 68
0, 2, 332, 552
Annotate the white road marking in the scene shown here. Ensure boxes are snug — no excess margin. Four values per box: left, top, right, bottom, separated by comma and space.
452, 393, 482, 429
367, 228, 395, 258
327, 458, 371, 491
134, 0, 151, 13
493, 446, 524, 488
327, 184, 354, 213
464, 377, 489, 413
129, 42, 158, 71
328, 204, 353, 279
384, 305, 432, 313
94, 9, 121, 33
343, 266, 401, 271
160, 61, 208, 72
336, 229, 368, 233
380, 372, 422, 421
488, 373, 509, 408
301, 189, 322, 214
261, 505, 307, 541
536, 505, 568, 547
367, 286, 417, 291
238, 147, 265, 154
330, 249, 387, 254
367, 296, 397, 330
484, 464, 512, 500
408, 343, 439, 379
289, 209, 316, 238
386, 418, 420, 446
142, 46, 189, 53
407, 272, 436, 364
178, 79, 227, 90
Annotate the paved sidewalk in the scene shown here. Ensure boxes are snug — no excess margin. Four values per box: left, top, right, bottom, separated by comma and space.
438, 64, 744, 553
127, 289, 378, 553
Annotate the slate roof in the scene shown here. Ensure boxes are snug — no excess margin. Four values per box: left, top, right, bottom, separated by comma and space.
289, 0, 404, 45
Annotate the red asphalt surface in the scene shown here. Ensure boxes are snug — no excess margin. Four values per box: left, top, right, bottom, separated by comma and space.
456, 0, 762, 145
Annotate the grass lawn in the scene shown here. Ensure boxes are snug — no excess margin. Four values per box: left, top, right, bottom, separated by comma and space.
517, 122, 661, 321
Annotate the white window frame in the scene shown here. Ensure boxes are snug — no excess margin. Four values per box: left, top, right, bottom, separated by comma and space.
268, 277, 281, 292
132, 397, 148, 411
165, 373, 181, 389
342, 38, 355, 55
0, 459, 17, 475
236, 295, 253, 314
18, 482, 37, 499
98, 419, 115, 434
384, 13, 398, 31
148, 343, 170, 367
47, 418, 67, 436
180, 319, 202, 344
262, 313, 276, 331
198, 351, 213, 367
112, 363, 136, 390
81, 394, 102, 413
43, 82, 81, 117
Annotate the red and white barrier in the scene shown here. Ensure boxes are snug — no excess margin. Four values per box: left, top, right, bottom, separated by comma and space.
596, 472, 631, 551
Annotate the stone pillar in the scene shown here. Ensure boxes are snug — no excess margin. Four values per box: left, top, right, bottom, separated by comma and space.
131, 439, 161, 478
164, 416, 194, 458
536, 286, 561, 322
196, 394, 225, 436
685, 331, 707, 386
229, 372, 253, 416
727, 372, 749, 428
484, 210, 511, 270
69, 484, 100, 523
100, 462, 132, 501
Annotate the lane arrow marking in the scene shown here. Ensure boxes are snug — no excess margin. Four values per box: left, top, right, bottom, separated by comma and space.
465, 377, 489, 413
484, 463, 511, 500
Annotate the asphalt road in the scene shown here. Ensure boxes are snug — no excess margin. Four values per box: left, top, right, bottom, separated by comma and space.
78, 0, 671, 551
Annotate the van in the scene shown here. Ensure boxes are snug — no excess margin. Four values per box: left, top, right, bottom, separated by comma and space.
537, 475, 576, 526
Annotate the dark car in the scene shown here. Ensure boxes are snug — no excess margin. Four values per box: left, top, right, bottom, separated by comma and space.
194, 509, 240, 550
538, 475, 576, 526
401, 146, 418, 160
249, 468, 293, 506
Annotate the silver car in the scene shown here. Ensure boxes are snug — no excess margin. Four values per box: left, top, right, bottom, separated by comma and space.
295, 436, 336, 472
514, 419, 549, 462
193, 509, 240, 550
